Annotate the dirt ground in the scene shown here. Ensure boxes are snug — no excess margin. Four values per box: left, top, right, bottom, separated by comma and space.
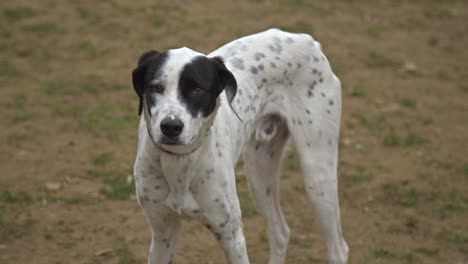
1, 0, 467, 263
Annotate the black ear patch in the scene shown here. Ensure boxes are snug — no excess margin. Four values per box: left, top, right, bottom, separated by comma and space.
211, 56, 241, 121
211, 56, 237, 105
131, 50, 167, 115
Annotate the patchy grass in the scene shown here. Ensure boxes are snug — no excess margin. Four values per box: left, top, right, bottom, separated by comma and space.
437, 229, 468, 244
21, 21, 64, 34
383, 132, 401, 146
458, 163, 468, 176
2, 7, 35, 22
400, 97, 416, 108
0, 214, 35, 241
428, 36, 439, 47
371, 248, 398, 259
350, 84, 366, 98
366, 26, 385, 38
88, 169, 134, 200
414, 247, 439, 257
368, 50, 397, 68
352, 112, 383, 136
113, 239, 141, 264
93, 152, 113, 167
0, 59, 21, 81
62, 192, 92, 204
79, 102, 136, 140
382, 181, 419, 208
41, 76, 126, 96
347, 166, 372, 185
237, 188, 257, 217
404, 133, 428, 146
436, 70, 451, 80
0, 191, 34, 204
52, 103, 84, 118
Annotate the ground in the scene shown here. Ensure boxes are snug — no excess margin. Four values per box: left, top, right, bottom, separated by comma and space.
0, 0, 467, 263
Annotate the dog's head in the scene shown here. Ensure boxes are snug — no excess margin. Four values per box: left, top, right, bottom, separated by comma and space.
132, 48, 237, 154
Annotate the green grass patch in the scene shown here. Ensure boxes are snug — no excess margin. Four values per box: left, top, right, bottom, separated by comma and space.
237, 188, 256, 217
352, 112, 383, 135
366, 26, 385, 38
436, 70, 451, 80
41, 75, 124, 96
113, 239, 140, 264
459, 163, 468, 176
348, 166, 372, 184
93, 152, 113, 167
2, 7, 35, 22
80, 102, 136, 139
382, 181, 420, 208
428, 36, 439, 47
437, 229, 468, 244
62, 192, 92, 204
350, 85, 366, 98
21, 21, 63, 34
88, 169, 134, 200
368, 50, 397, 68
404, 133, 428, 146
371, 248, 398, 259
0, 191, 33, 204
400, 97, 416, 108
414, 247, 439, 256
0, 214, 35, 241
398, 188, 419, 207
383, 132, 401, 146
0, 59, 21, 81
52, 103, 84, 118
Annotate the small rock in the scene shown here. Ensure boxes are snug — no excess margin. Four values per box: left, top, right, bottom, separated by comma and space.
0, 244, 6, 249
95, 248, 112, 256
45, 182, 61, 191
342, 137, 352, 147
127, 175, 133, 184
354, 143, 364, 150
401, 62, 419, 75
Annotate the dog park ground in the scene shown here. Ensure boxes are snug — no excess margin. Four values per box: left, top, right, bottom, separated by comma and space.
1, 1, 467, 263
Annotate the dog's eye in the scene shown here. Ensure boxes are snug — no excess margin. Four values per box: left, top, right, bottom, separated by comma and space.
191, 87, 205, 96
149, 84, 164, 94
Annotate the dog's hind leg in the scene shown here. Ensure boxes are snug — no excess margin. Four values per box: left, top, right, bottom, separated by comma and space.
243, 116, 290, 264
288, 76, 349, 263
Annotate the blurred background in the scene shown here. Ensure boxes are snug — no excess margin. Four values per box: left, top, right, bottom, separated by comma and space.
0, 0, 467, 263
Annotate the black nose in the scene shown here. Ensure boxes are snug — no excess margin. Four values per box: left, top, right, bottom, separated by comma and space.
160, 117, 184, 138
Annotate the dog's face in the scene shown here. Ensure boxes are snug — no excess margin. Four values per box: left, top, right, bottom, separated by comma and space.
132, 48, 237, 153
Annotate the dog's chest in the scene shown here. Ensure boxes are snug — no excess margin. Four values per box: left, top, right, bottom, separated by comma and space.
159, 155, 201, 214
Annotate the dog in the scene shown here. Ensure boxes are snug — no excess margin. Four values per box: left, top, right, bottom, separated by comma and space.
131, 28, 349, 264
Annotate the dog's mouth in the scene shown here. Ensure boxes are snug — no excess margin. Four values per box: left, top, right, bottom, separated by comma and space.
146, 126, 201, 156
159, 137, 182, 146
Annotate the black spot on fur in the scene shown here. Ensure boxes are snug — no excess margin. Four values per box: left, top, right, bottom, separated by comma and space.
250, 66, 258, 74
230, 57, 245, 70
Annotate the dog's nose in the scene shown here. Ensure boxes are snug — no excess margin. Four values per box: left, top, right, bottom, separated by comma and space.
160, 117, 184, 138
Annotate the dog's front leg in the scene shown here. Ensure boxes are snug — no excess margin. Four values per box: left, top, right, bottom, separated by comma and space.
192, 170, 249, 264
140, 203, 180, 264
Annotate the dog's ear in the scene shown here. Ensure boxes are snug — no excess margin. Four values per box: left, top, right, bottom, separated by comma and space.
211, 56, 237, 105
132, 50, 160, 115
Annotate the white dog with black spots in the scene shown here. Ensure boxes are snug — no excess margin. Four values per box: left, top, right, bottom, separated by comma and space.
131, 28, 349, 264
